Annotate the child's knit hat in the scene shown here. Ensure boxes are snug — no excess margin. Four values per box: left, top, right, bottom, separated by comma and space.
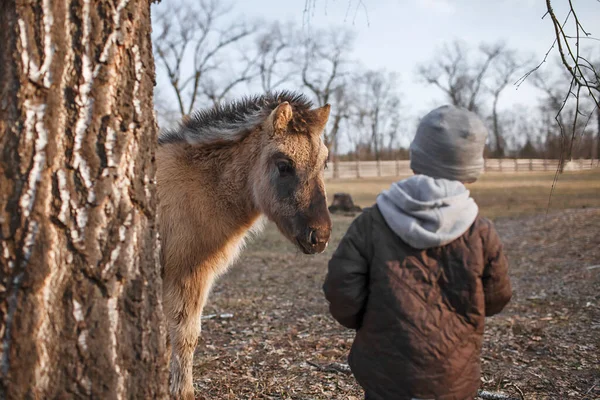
409, 105, 488, 182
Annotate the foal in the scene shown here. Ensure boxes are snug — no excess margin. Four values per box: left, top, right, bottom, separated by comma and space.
156, 91, 332, 399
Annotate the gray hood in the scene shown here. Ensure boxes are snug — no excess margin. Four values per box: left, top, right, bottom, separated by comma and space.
376, 175, 478, 249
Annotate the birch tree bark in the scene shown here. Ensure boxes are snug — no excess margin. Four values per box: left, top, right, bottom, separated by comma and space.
0, 0, 168, 398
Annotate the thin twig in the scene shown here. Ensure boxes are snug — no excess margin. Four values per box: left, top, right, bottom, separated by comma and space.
515, 5, 572, 88
505, 383, 525, 400
545, 0, 599, 108
584, 383, 597, 396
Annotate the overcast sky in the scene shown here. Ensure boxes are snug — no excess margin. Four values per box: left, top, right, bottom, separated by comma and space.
152, 1, 599, 145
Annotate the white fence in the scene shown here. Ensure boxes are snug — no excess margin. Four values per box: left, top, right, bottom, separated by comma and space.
324, 158, 600, 180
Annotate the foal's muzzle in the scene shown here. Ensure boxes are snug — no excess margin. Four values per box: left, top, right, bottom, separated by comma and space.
297, 227, 330, 254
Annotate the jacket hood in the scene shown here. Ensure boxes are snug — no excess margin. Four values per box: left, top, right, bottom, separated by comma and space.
376, 175, 478, 249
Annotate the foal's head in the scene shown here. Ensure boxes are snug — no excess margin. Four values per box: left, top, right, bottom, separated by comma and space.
251, 100, 332, 254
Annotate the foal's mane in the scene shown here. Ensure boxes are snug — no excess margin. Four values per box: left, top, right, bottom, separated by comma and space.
158, 91, 313, 146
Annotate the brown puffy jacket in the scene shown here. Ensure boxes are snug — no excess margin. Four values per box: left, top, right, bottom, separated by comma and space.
323, 206, 511, 400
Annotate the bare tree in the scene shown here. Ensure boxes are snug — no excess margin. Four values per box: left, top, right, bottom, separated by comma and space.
500, 104, 545, 157
353, 69, 403, 174
327, 85, 354, 178
343, 111, 365, 175
255, 22, 297, 92
542, 0, 599, 110
300, 27, 355, 176
153, 0, 258, 115
0, 0, 168, 398
487, 49, 531, 157
385, 102, 402, 152
531, 64, 597, 163
515, 1, 600, 167
532, 68, 571, 160
418, 40, 503, 113
201, 53, 258, 107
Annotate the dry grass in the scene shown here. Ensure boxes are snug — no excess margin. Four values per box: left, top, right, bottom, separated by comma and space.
325, 169, 600, 219
193, 170, 600, 400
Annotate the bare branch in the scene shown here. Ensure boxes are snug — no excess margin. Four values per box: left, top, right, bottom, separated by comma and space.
487, 49, 532, 156
545, 0, 599, 108
516, 0, 599, 176
300, 28, 355, 150
469, 43, 504, 111
202, 51, 260, 107
153, 0, 260, 117
255, 22, 296, 92
349, 69, 403, 162
417, 40, 502, 113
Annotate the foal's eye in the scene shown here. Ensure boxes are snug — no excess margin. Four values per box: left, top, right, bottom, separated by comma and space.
276, 161, 294, 177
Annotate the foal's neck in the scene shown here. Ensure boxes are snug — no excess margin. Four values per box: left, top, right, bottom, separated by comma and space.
186, 132, 262, 229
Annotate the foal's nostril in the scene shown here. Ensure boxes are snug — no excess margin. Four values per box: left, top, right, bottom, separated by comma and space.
309, 229, 318, 246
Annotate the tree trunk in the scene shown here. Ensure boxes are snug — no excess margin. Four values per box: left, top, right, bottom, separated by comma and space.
492, 92, 505, 157
0, 1, 168, 399
330, 113, 343, 179
331, 135, 339, 179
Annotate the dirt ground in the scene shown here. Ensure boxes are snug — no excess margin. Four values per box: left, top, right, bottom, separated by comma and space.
193, 171, 600, 400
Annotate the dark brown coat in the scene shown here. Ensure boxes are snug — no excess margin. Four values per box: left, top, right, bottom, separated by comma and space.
323, 206, 512, 400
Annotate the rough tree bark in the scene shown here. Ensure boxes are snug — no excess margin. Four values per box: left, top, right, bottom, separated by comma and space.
0, 1, 168, 399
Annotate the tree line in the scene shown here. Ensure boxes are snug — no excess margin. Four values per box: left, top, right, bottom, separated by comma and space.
152, 0, 600, 174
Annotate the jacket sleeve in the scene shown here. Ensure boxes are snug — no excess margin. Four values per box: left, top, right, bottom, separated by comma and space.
481, 220, 512, 316
323, 212, 371, 330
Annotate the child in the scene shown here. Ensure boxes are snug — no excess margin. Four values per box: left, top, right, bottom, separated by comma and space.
323, 105, 512, 400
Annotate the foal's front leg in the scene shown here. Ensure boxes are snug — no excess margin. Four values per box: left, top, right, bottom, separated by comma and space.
164, 269, 215, 400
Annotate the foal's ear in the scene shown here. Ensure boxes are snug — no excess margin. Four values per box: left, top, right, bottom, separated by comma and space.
311, 104, 331, 132
271, 101, 293, 133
